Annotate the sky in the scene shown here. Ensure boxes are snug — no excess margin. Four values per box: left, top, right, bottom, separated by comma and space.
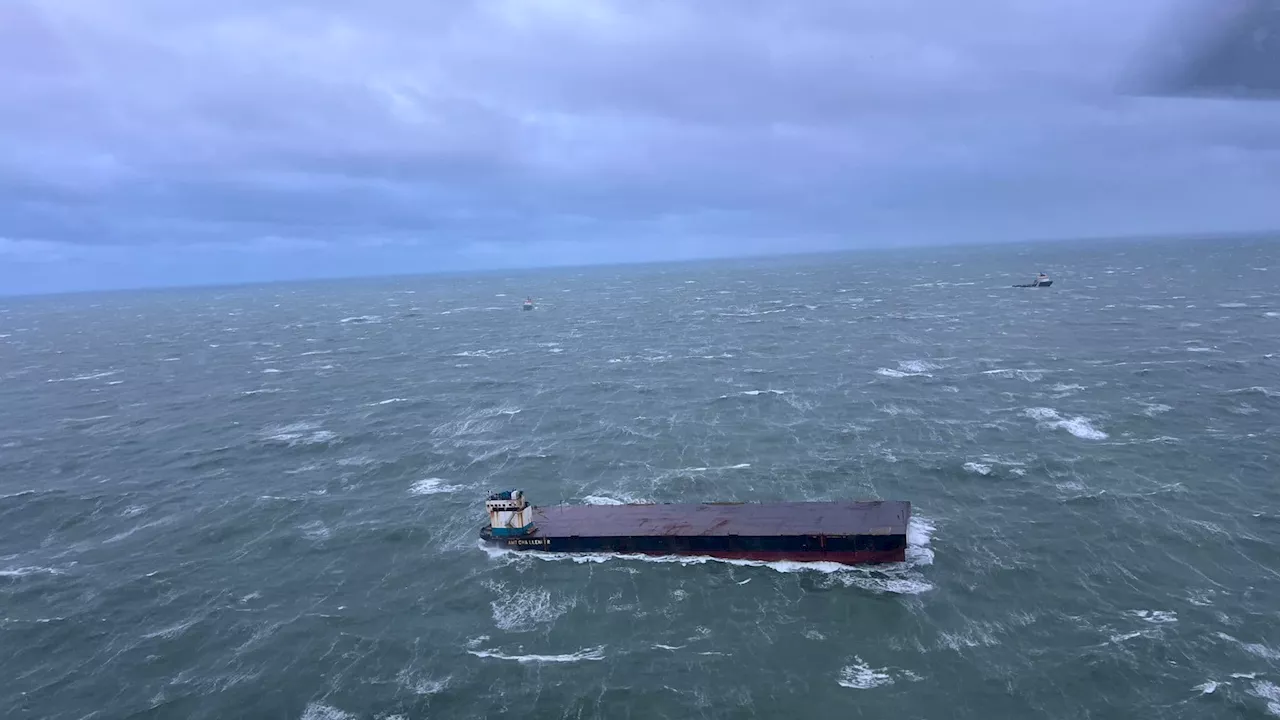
3, 0, 1280, 294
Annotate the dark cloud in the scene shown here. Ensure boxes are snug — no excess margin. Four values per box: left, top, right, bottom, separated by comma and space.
2, 0, 1280, 293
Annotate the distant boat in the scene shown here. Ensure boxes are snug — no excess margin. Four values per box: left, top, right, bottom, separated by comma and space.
1014, 273, 1052, 288
522, 297, 534, 311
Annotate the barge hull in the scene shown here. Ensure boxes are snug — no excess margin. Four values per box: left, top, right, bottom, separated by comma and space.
490, 535, 905, 564
481, 499, 911, 566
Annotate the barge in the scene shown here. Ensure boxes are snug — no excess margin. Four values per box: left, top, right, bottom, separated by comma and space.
479, 490, 911, 565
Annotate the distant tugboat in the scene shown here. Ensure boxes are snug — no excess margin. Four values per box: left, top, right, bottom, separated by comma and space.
1014, 273, 1052, 288
522, 297, 534, 311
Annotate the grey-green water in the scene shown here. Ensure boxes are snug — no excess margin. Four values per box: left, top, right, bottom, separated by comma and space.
2, 238, 1279, 719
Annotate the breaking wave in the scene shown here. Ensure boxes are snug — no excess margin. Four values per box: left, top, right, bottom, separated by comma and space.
466, 646, 606, 663
409, 478, 466, 496
1024, 407, 1108, 440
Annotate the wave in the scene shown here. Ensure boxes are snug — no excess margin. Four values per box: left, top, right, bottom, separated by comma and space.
47, 370, 119, 383
836, 657, 921, 689
982, 368, 1044, 382
301, 703, 358, 720
1227, 386, 1278, 399
907, 516, 935, 566
260, 422, 339, 447
837, 657, 894, 689
582, 492, 654, 505
1024, 407, 1108, 440
719, 389, 787, 398
876, 360, 941, 378
1217, 632, 1280, 660
662, 463, 751, 474
1249, 680, 1280, 717
466, 646, 606, 663
397, 672, 449, 696
410, 478, 466, 496
485, 582, 577, 632
0, 565, 65, 578
1128, 609, 1177, 624
1140, 403, 1173, 416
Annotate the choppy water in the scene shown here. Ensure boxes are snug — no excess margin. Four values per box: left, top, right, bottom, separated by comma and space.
2, 238, 1279, 719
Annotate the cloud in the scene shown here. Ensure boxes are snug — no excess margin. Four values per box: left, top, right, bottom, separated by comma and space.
2, 0, 1280, 292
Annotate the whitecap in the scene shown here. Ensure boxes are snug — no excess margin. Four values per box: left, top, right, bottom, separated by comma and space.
836, 657, 895, 689
1193, 681, 1221, 695
1141, 403, 1173, 416
875, 368, 914, 378
962, 462, 992, 476
582, 492, 653, 505
47, 370, 119, 383
0, 566, 64, 578
376, 398, 407, 405
339, 315, 382, 324
466, 646, 605, 663
1218, 632, 1280, 660
487, 583, 577, 631
410, 478, 465, 495
300, 703, 358, 720
724, 389, 787, 397
658, 463, 751, 475
898, 359, 941, 374
1024, 407, 1108, 440
907, 516, 935, 566
397, 671, 450, 696
261, 422, 338, 446
1228, 386, 1278, 398
1249, 680, 1280, 716
299, 521, 331, 542
1129, 609, 1177, 624
982, 368, 1044, 382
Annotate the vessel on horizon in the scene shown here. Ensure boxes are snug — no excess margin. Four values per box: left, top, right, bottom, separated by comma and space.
1013, 272, 1052, 288
522, 297, 534, 311
478, 490, 911, 565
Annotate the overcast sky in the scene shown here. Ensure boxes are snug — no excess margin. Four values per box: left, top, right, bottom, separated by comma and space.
3, 0, 1280, 294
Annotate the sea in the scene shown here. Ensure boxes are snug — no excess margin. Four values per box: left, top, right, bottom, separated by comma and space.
1, 237, 1278, 719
